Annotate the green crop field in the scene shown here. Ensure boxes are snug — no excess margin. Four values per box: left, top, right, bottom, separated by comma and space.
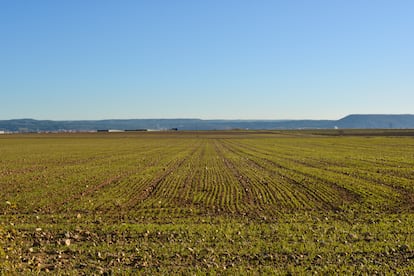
1, 131, 413, 274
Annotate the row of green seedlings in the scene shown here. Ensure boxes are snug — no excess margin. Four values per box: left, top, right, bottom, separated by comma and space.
74, 139, 202, 213
225, 139, 401, 211
266, 137, 414, 186
216, 140, 327, 213
1, 138, 194, 215
241, 137, 414, 181
218, 139, 392, 212
136, 140, 246, 216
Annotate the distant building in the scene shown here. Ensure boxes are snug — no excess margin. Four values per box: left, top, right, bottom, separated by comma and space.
125, 129, 148, 132
96, 129, 124, 133
0, 130, 5, 134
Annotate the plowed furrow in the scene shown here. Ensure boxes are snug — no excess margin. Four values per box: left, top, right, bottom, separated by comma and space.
121, 145, 200, 209
222, 140, 361, 205
213, 142, 257, 213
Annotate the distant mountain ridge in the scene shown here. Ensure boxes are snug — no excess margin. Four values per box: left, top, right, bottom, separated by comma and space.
336, 114, 414, 128
0, 115, 413, 132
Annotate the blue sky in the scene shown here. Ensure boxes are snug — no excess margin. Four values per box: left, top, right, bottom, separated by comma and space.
1, 0, 413, 120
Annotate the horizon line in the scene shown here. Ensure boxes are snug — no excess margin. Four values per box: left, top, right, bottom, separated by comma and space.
1, 114, 414, 122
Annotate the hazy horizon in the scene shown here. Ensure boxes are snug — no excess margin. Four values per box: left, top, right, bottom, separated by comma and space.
1, 1, 413, 120
3, 113, 414, 123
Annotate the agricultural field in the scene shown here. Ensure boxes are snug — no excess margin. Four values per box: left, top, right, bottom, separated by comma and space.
1, 131, 414, 274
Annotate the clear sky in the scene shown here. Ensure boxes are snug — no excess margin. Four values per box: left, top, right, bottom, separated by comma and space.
1, 0, 413, 120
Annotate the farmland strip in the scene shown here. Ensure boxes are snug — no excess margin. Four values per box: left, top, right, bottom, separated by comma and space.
121, 142, 202, 209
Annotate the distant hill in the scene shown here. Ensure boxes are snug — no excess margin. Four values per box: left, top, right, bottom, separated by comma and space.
336, 114, 414, 129
0, 115, 413, 132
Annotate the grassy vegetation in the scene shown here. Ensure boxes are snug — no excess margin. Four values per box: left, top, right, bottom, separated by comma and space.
1, 131, 413, 274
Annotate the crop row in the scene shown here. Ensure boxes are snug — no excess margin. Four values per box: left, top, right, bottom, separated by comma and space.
1, 133, 414, 219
